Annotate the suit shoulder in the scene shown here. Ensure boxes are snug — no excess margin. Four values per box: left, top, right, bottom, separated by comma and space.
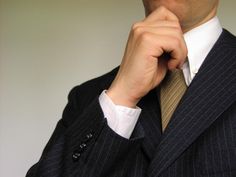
71, 67, 118, 96
61, 67, 118, 126
221, 29, 236, 49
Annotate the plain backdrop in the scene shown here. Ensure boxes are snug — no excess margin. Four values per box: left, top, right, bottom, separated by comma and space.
0, 0, 236, 177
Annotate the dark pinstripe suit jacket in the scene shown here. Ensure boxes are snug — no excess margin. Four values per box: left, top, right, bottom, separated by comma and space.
27, 29, 236, 177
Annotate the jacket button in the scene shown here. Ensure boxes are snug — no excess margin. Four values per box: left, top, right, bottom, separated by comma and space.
83, 133, 93, 142
72, 151, 81, 162
79, 143, 87, 151
86, 133, 93, 139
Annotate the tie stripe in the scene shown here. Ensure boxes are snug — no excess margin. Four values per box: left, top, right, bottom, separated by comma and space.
160, 69, 187, 131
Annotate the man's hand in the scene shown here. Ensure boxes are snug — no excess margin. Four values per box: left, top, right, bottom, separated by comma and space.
107, 6, 188, 108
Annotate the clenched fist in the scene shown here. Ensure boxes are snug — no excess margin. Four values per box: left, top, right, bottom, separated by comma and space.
107, 6, 188, 108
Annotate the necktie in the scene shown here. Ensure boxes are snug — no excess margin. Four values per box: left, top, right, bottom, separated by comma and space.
160, 69, 187, 131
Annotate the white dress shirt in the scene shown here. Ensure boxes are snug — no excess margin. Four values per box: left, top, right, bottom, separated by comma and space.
99, 16, 223, 139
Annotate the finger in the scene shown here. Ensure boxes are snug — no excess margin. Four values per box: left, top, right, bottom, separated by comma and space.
167, 57, 187, 70
134, 30, 187, 60
133, 20, 181, 30
145, 20, 181, 29
145, 6, 179, 23
140, 34, 187, 68
132, 26, 183, 41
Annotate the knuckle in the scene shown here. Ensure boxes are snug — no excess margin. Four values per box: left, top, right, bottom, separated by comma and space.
131, 24, 137, 31
133, 26, 143, 36
131, 22, 142, 31
133, 26, 146, 37
158, 6, 167, 13
139, 32, 151, 42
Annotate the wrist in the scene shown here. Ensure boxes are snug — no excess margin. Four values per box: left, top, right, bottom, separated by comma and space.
106, 87, 139, 108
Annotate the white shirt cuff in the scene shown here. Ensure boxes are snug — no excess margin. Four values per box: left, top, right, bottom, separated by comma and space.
99, 90, 141, 139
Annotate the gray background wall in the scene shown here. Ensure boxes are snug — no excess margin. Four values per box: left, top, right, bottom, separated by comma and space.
0, 1, 235, 177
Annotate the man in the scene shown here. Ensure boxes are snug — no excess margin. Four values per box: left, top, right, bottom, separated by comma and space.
27, 0, 236, 176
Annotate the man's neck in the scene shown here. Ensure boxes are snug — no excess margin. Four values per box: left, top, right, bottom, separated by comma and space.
182, 10, 217, 33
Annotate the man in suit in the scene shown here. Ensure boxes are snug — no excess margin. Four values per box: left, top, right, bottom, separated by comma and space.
27, 0, 236, 176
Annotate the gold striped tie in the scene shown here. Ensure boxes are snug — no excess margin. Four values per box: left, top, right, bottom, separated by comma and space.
160, 69, 187, 131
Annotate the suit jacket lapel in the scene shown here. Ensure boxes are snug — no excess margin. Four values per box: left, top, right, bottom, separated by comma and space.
136, 88, 162, 160
148, 30, 236, 177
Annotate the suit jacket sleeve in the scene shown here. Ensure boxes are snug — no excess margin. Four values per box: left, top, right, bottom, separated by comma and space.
26, 81, 145, 177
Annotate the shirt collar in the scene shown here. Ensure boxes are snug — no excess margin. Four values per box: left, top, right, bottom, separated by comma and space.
182, 16, 223, 86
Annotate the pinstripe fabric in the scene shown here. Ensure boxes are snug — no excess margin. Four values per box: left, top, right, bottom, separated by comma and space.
148, 30, 236, 177
26, 30, 236, 177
